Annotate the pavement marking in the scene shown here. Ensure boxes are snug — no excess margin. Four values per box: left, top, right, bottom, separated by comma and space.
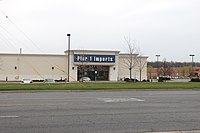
0, 116, 19, 118
145, 130, 200, 133
97, 98, 145, 103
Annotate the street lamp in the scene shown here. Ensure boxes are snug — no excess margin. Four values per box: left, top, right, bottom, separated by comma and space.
189, 54, 195, 67
189, 54, 195, 77
156, 54, 160, 77
67, 34, 71, 82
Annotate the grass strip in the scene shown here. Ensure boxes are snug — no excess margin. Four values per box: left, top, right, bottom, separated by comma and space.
0, 82, 200, 91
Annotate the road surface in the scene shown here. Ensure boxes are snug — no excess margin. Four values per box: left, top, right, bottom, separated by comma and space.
0, 90, 200, 133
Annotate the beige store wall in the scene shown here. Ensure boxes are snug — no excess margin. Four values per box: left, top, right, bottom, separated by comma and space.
0, 54, 67, 81
109, 54, 119, 81
118, 54, 148, 81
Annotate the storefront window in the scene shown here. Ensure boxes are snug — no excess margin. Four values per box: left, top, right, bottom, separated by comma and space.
77, 65, 109, 81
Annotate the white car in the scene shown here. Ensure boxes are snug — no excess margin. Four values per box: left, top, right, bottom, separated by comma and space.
80, 77, 91, 82
21, 79, 33, 84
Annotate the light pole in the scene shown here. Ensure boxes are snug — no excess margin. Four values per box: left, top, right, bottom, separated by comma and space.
156, 54, 160, 78
189, 54, 195, 77
67, 34, 71, 82
189, 54, 195, 67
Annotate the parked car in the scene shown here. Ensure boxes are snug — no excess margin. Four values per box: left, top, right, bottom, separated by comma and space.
80, 76, 91, 82
44, 78, 55, 83
124, 78, 139, 82
158, 76, 171, 82
21, 79, 33, 84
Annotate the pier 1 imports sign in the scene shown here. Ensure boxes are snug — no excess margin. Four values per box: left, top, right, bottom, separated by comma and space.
74, 54, 115, 63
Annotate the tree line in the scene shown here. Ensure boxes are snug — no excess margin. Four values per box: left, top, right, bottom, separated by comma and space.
148, 61, 200, 68
147, 60, 200, 79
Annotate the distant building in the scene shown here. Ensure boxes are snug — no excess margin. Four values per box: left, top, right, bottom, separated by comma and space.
0, 50, 148, 82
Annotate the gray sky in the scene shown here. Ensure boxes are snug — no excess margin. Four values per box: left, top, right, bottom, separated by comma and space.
0, 0, 200, 62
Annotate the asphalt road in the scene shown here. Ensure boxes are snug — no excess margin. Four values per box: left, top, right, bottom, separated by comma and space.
0, 90, 200, 133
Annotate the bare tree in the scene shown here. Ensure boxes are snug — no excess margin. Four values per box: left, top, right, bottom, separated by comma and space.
159, 58, 174, 77
123, 35, 139, 79
180, 66, 190, 77
136, 54, 147, 81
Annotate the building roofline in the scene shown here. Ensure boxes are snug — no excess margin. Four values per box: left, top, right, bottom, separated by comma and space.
0, 53, 66, 57
0, 50, 148, 58
65, 49, 120, 54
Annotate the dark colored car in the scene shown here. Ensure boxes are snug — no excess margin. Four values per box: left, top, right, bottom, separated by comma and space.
124, 78, 139, 82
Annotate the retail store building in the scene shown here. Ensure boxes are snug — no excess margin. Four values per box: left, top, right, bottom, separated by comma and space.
0, 50, 148, 82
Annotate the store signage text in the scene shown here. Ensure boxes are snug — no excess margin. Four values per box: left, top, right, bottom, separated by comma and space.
74, 54, 115, 63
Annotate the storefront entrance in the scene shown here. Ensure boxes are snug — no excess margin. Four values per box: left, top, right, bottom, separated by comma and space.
77, 65, 109, 81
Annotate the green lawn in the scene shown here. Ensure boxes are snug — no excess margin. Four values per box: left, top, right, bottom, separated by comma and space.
0, 82, 200, 91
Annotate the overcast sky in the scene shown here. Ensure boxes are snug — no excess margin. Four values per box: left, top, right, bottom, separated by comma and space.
0, 0, 200, 62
